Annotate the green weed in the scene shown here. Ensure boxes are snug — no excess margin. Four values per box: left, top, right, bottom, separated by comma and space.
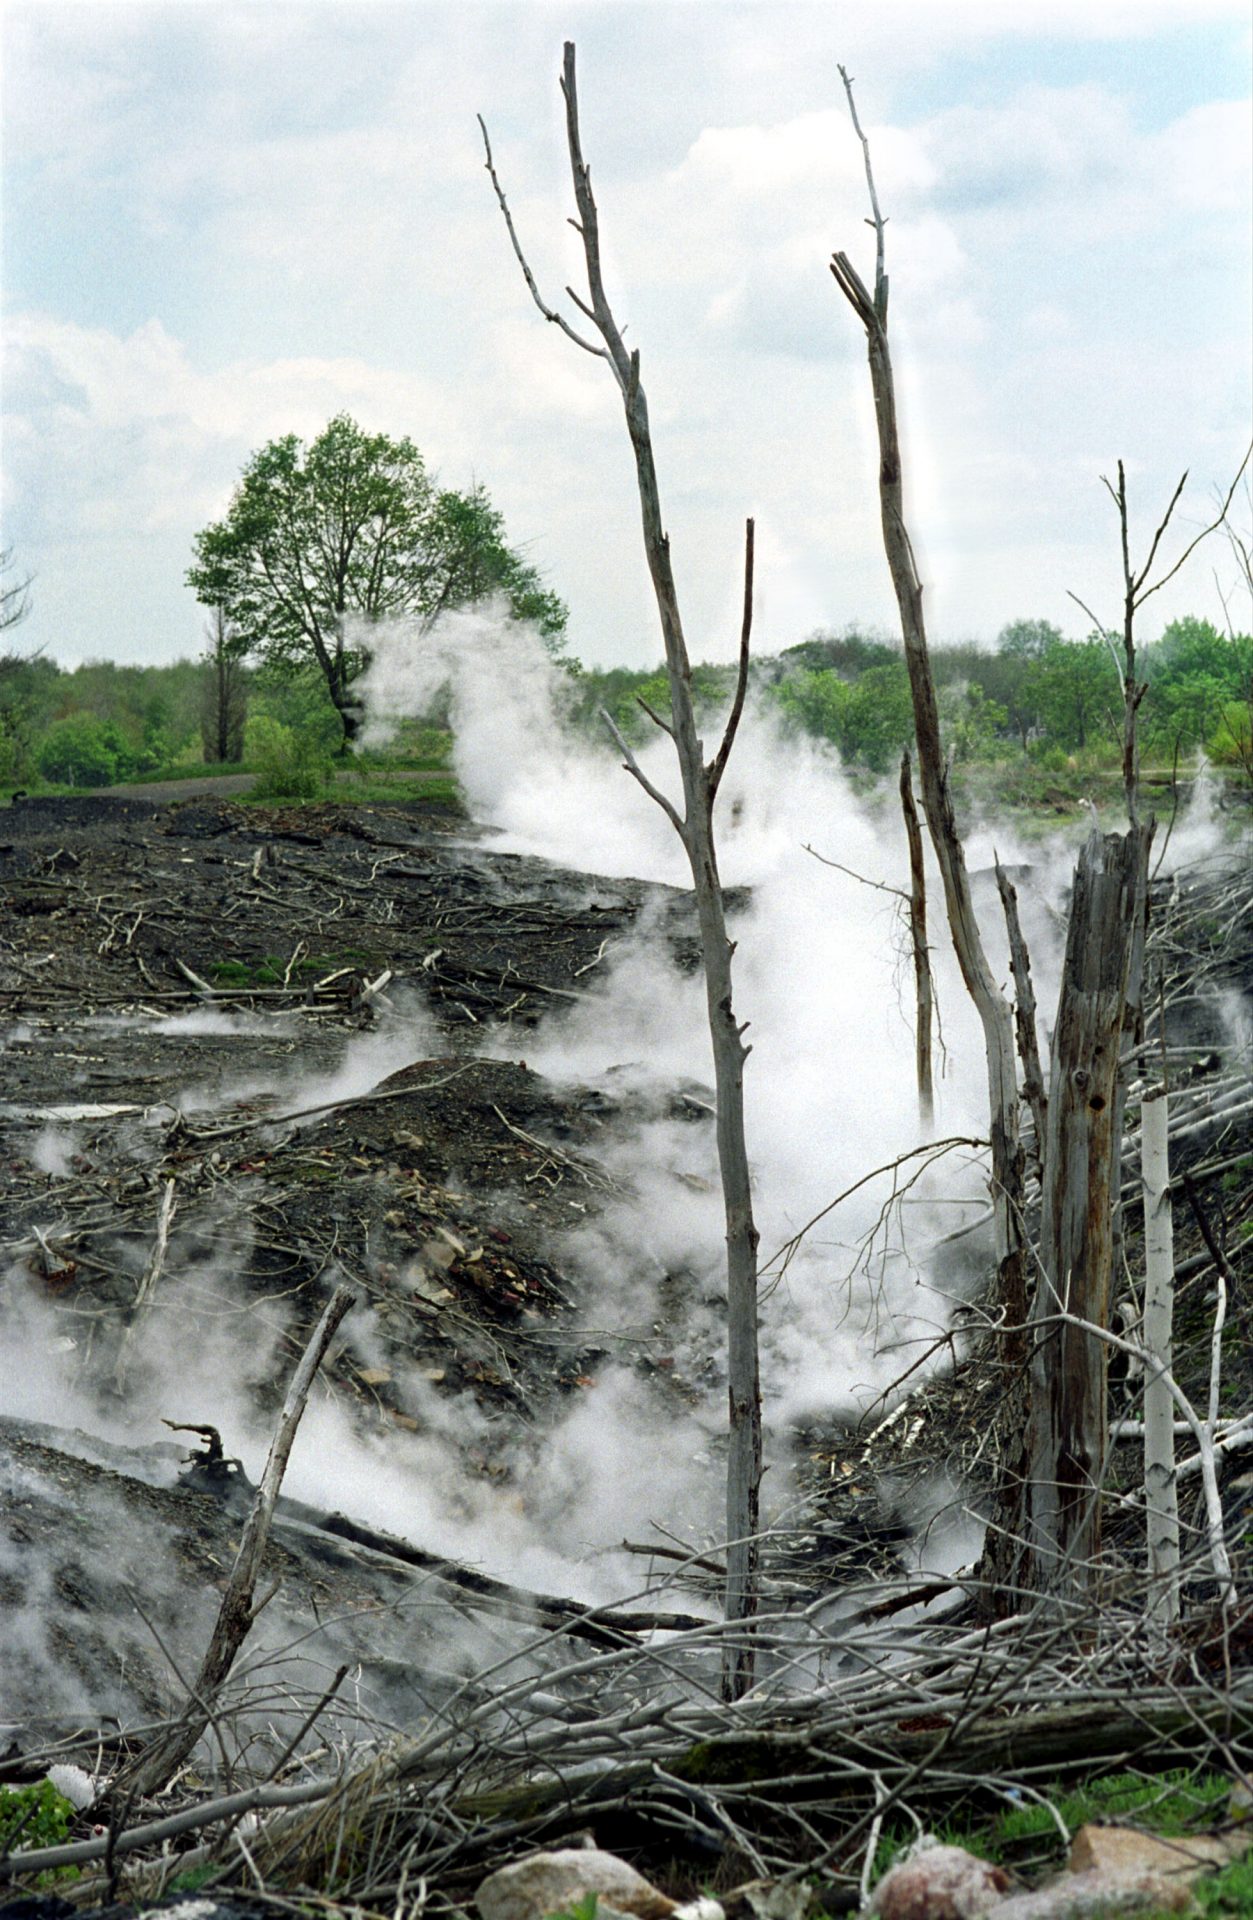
0, 1779, 75, 1856
544, 1896, 599, 1920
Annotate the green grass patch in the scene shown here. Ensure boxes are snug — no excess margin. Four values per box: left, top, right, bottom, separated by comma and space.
1194, 1855, 1253, 1915
232, 767, 463, 811
206, 951, 373, 989
991, 1769, 1230, 1845
870, 1768, 1241, 1898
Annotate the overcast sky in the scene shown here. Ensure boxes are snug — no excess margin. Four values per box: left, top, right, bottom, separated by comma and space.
2, 0, 1250, 672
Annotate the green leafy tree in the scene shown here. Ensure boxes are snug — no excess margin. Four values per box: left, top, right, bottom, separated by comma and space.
940, 680, 1009, 762
1145, 614, 1245, 687
1142, 615, 1253, 757
996, 617, 1063, 662
774, 661, 912, 772
780, 628, 899, 677
0, 653, 57, 787
1210, 698, 1253, 778
987, 621, 1067, 747
36, 712, 133, 787
774, 666, 851, 745
1027, 635, 1121, 752
188, 415, 566, 746
839, 661, 914, 771
420, 484, 568, 641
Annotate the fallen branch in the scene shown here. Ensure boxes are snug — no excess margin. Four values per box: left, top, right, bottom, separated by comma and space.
117, 1282, 355, 1797
113, 1178, 177, 1395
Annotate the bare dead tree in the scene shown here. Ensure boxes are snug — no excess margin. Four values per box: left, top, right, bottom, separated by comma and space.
201, 605, 248, 764
1003, 454, 1249, 1607
831, 78, 1248, 1616
898, 751, 934, 1128
481, 44, 762, 1699
1068, 447, 1250, 827
1140, 1087, 1180, 1633
830, 76, 1027, 1371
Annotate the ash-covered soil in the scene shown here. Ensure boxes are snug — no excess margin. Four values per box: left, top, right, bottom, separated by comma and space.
0, 793, 911, 1762
0, 797, 723, 1730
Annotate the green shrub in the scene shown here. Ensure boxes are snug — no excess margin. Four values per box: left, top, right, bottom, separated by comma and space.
245, 715, 332, 800
1208, 699, 1252, 772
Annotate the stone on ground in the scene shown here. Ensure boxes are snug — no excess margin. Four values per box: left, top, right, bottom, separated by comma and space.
476, 1848, 719, 1920
869, 1842, 1011, 1919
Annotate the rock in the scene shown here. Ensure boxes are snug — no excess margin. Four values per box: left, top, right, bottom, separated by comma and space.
475, 1848, 721, 1920
722, 1882, 815, 1920
1068, 1820, 1242, 1881
986, 1867, 1191, 1917
870, 1842, 1011, 1919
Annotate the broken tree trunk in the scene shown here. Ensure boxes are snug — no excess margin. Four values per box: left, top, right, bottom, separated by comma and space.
996, 862, 1047, 1180
1025, 826, 1153, 1606
899, 751, 934, 1129
120, 1283, 355, 1797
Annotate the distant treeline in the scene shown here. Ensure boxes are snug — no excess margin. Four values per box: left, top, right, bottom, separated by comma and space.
1, 614, 1249, 791
0, 653, 342, 790
567, 615, 1252, 779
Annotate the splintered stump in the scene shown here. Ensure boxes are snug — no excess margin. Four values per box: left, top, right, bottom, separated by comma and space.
1024, 823, 1153, 1605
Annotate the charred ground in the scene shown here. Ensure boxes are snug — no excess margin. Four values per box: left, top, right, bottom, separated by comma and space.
0, 792, 911, 1752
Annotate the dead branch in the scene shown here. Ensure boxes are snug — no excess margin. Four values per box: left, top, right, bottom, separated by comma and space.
113, 1177, 177, 1394
118, 1282, 355, 1797
831, 69, 1027, 1388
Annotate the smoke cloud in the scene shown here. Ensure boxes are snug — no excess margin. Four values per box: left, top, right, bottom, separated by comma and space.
354, 607, 1075, 1566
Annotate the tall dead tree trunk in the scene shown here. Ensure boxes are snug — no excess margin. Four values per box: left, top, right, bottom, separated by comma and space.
996, 861, 1047, 1181
481, 45, 762, 1699
201, 606, 247, 764
831, 73, 1027, 1366
899, 751, 934, 1128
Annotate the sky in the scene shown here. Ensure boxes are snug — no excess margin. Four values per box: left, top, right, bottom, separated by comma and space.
1, 0, 1250, 673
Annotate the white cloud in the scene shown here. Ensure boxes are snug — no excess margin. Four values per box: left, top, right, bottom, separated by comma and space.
0, 3, 1248, 669
3, 314, 462, 535
1149, 99, 1253, 214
